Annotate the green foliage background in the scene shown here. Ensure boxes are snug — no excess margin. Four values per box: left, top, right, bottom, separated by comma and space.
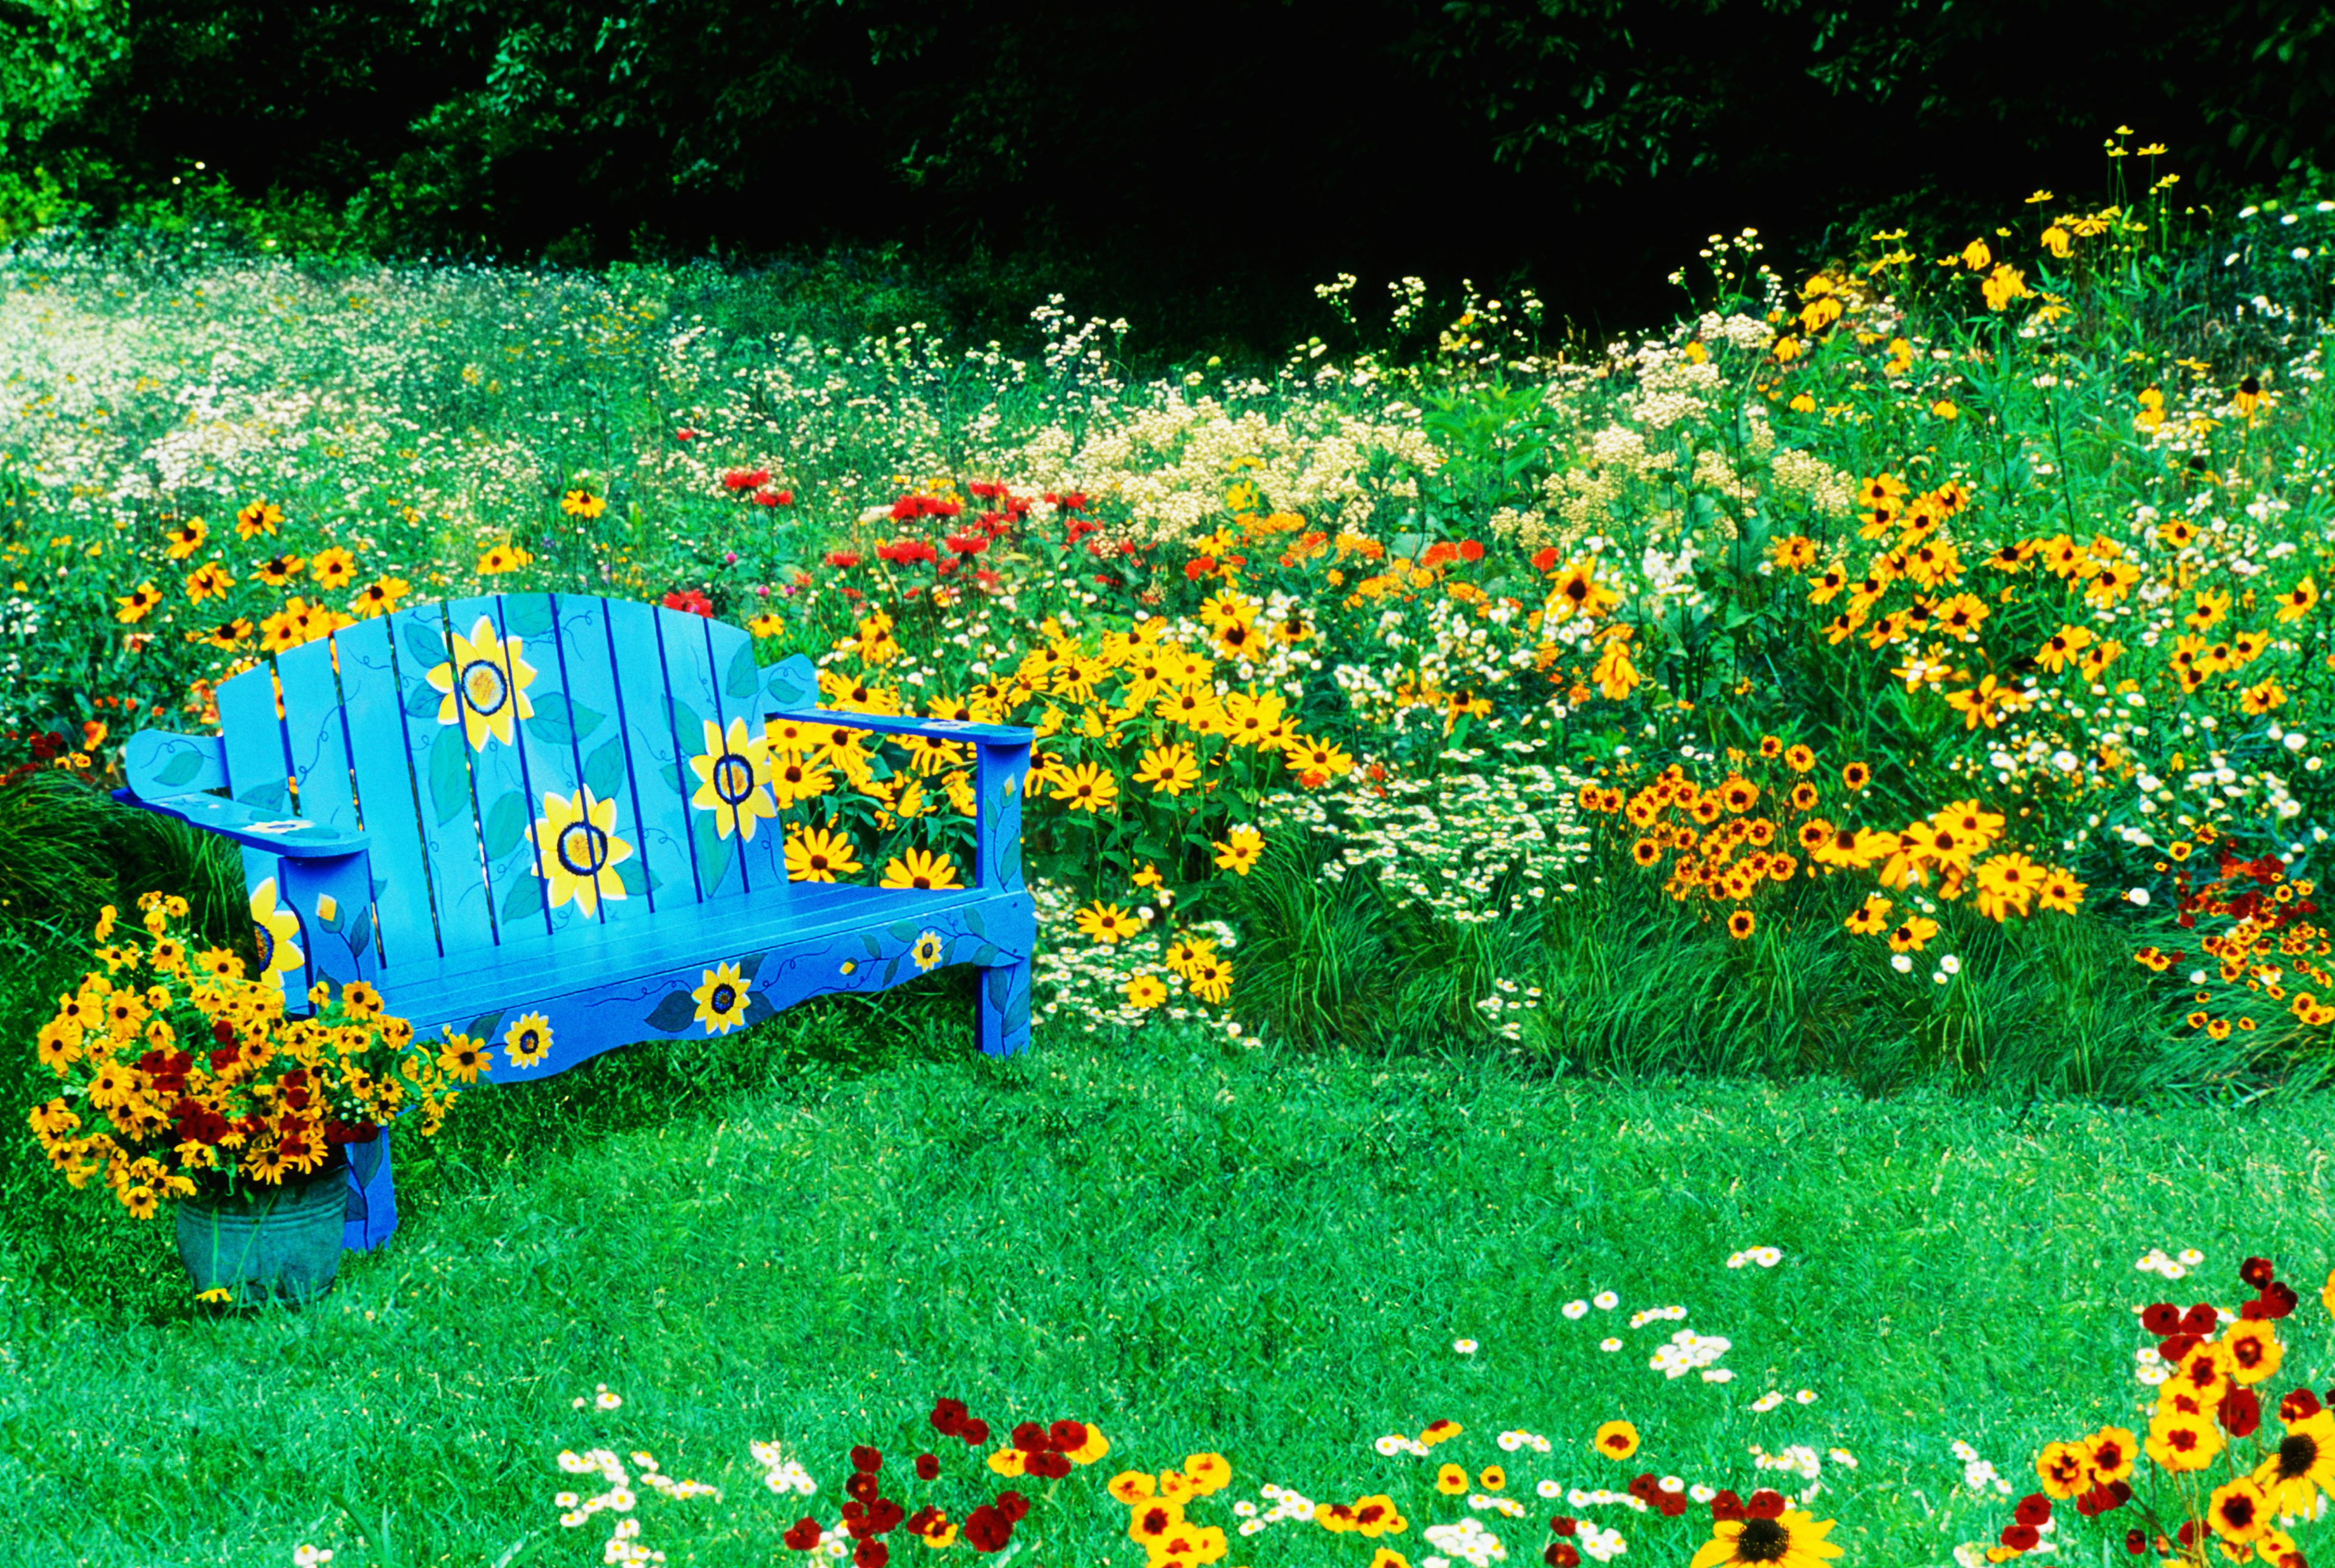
2, 0, 2331, 353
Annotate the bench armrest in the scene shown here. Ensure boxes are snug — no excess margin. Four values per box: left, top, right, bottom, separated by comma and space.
113, 788, 370, 858
766, 707, 1034, 746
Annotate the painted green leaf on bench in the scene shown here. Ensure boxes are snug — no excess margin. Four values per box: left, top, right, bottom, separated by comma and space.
529, 691, 605, 747
724, 641, 759, 699
737, 952, 767, 981
501, 872, 546, 925
427, 726, 470, 826
669, 697, 704, 741
882, 958, 900, 986
964, 906, 987, 938
886, 919, 923, 944
401, 682, 437, 719
466, 1012, 504, 1044
616, 859, 660, 896
481, 790, 530, 862
860, 933, 883, 959
643, 989, 700, 1033
152, 747, 205, 788
582, 735, 627, 798
501, 596, 555, 638
688, 808, 735, 893
399, 621, 445, 669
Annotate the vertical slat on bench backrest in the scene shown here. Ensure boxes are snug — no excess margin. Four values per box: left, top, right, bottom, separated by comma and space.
332, 616, 441, 968
551, 595, 663, 926
495, 590, 604, 938
694, 613, 791, 902
386, 601, 499, 955
273, 636, 366, 975
655, 609, 746, 901
214, 661, 306, 1001
603, 597, 704, 912
435, 593, 550, 942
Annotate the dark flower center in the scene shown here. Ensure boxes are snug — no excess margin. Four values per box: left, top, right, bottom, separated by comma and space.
2279, 1433, 2320, 1478
556, 821, 609, 876
1734, 1518, 1789, 1563
461, 659, 509, 715
709, 984, 737, 1015
712, 753, 757, 806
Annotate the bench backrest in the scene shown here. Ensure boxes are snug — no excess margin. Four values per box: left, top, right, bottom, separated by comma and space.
200, 593, 820, 976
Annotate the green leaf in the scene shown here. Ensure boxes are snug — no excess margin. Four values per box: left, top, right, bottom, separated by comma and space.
669, 698, 703, 741
644, 989, 699, 1033
153, 747, 204, 787
481, 790, 530, 862
583, 735, 627, 798
399, 619, 446, 670
530, 692, 606, 747
465, 1013, 504, 1043
427, 727, 470, 827
882, 958, 900, 986
500, 595, 554, 638
724, 641, 759, 699
886, 919, 922, 943
500, 873, 546, 926
401, 682, 438, 719
964, 906, 987, 938
860, 933, 884, 958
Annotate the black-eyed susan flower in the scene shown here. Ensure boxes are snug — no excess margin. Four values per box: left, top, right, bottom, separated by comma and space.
2251, 1407, 2335, 1515
350, 576, 410, 618
1687, 1507, 1842, 1567
881, 848, 961, 891
1186, 957, 1233, 1004
783, 824, 861, 883
1049, 761, 1119, 812
115, 582, 162, 624
1075, 901, 1137, 944
561, 488, 606, 518
1125, 975, 1168, 1009
254, 552, 305, 587
1134, 744, 1200, 795
2275, 576, 2319, 623
235, 500, 282, 539
163, 517, 208, 559
1213, 827, 1264, 876
310, 547, 357, 590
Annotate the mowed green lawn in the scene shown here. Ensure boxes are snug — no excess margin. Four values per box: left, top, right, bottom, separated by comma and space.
3, 947, 2332, 1568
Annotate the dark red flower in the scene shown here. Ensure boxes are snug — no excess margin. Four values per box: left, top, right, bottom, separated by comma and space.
211, 1019, 236, 1046
1011, 1422, 1049, 1454
2125, 1529, 2146, 1555
1549, 1516, 1578, 1536
1655, 1493, 1687, 1518
2140, 1303, 2182, 1335
847, 1472, 880, 1503
963, 1506, 1012, 1552
1708, 1493, 1743, 1522
2280, 1388, 2323, 1423
961, 1418, 990, 1446
906, 1507, 943, 1536
854, 1541, 888, 1568
2159, 1333, 2199, 1362
995, 1491, 1029, 1523
869, 1499, 904, 1533
852, 1446, 883, 1473
1027, 1452, 1071, 1480
2181, 1303, 2220, 1336
1543, 1546, 1579, 1568
2222, 1386, 2262, 1436
2001, 1524, 2039, 1550
784, 1519, 824, 1551
2260, 1281, 2299, 1319
1746, 1490, 1786, 1520
2109, 1480, 2131, 1504
2242, 1256, 2278, 1289
2014, 1494, 2051, 1527
915, 1453, 940, 1482
1047, 1419, 1087, 1451
930, 1398, 970, 1435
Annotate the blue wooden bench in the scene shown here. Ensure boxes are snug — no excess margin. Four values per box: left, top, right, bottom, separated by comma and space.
115, 593, 1036, 1252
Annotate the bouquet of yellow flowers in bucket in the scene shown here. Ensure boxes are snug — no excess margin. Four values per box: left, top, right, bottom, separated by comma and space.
26, 892, 463, 1219
1974, 1254, 2335, 1567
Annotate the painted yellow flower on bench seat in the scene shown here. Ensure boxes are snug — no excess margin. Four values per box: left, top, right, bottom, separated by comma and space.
689, 717, 777, 841
526, 787, 633, 917
426, 615, 538, 750
692, 962, 752, 1034
249, 877, 306, 994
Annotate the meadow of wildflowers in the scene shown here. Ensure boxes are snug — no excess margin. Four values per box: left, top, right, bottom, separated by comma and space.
6, 136, 2335, 1568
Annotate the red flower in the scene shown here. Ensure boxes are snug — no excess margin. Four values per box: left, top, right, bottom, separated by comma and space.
2001, 1524, 2039, 1550
2260, 1282, 2299, 1319
1549, 1516, 1578, 1536
1459, 539, 1485, 562
962, 1506, 1012, 1552
877, 539, 940, 567
854, 1541, 888, 1568
826, 550, 863, 569
930, 1398, 970, 1435
869, 1499, 905, 1533
2125, 1529, 2146, 1555
995, 1492, 1029, 1523
1186, 556, 1217, 581
961, 1417, 990, 1446
2280, 1388, 2323, 1423
915, 1453, 941, 1481
1027, 1452, 1071, 1480
2181, 1303, 2220, 1336
906, 1507, 943, 1536
1745, 1491, 1786, 1520
2014, 1495, 2051, 1527
2222, 1386, 2262, 1436
1044, 490, 1089, 513
784, 1519, 824, 1551
1655, 1493, 1687, 1518
1542, 1547, 1579, 1568
1707, 1493, 1742, 1522
944, 532, 989, 556
2158, 1333, 2199, 1361
847, 1473, 881, 1503
1047, 1419, 1086, 1450
753, 489, 793, 507
852, 1446, 884, 1473
974, 569, 1002, 592
1531, 546, 1561, 572
1011, 1421, 1049, 1453
676, 428, 700, 442
1064, 516, 1101, 544
2140, 1303, 2182, 1335
661, 588, 715, 617
723, 468, 771, 490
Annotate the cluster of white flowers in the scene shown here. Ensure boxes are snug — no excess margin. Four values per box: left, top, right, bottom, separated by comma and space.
1650, 1328, 1734, 1381
2136, 1244, 2205, 1279
1747, 1389, 1820, 1413
1725, 1246, 1784, 1269
749, 1440, 819, 1496
1423, 1515, 1509, 1567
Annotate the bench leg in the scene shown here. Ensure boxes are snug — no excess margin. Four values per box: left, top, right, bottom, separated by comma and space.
341, 1127, 400, 1252
979, 958, 1031, 1058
